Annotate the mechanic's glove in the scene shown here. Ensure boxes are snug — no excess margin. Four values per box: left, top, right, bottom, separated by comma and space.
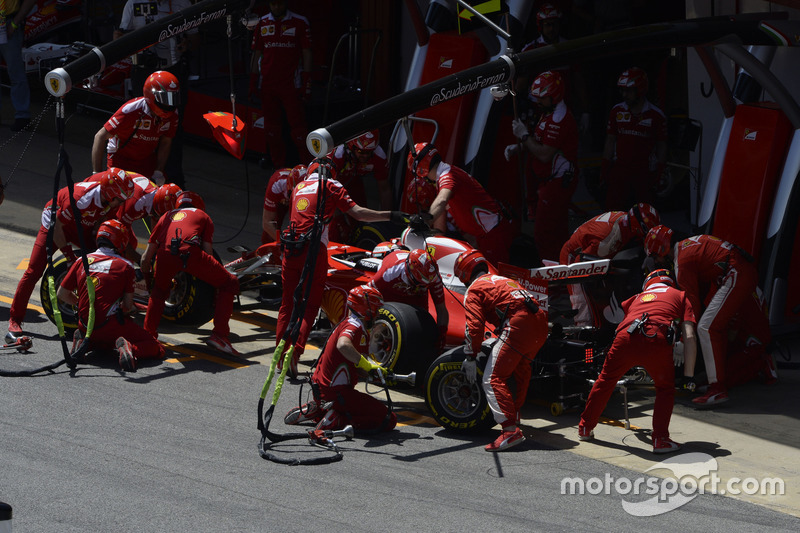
461, 357, 477, 384
151, 170, 166, 186
675, 375, 696, 392
511, 118, 530, 141
390, 211, 410, 225
356, 355, 384, 376
579, 112, 591, 134
672, 340, 685, 366
504, 143, 519, 162
248, 73, 259, 99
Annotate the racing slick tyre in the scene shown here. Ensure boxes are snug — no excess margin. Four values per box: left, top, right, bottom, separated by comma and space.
40, 256, 78, 332
369, 302, 438, 375
423, 347, 495, 433
161, 271, 216, 325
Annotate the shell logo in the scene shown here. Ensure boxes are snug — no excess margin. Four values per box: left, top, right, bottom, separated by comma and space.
640, 293, 656, 302
295, 197, 310, 212
321, 288, 346, 324
172, 211, 187, 221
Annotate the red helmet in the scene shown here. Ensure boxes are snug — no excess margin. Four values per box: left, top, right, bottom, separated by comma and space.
347, 130, 379, 152
371, 239, 407, 259
407, 142, 440, 180
643, 268, 675, 291
347, 284, 384, 321
536, 3, 562, 30
177, 190, 205, 211
405, 177, 438, 210
617, 67, 649, 98
454, 249, 490, 285
98, 168, 136, 203
307, 158, 338, 181
529, 70, 565, 104
644, 225, 673, 257
152, 183, 182, 217
143, 71, 180, 118
287, 164, 308, 190
629, 202, 660, 236
405, 249, 438, 285
96, 219, 129, 251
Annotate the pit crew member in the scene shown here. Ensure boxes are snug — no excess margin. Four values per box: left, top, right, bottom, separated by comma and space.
262, 165, 306, 244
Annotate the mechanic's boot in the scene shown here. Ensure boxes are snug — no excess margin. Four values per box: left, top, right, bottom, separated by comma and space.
6, 319, 23, 344
653, 436, 682, 454
206, 333, 241, 356
485, 427, 525, 452
284, 400, 326, 425
116, 337, 138, 373
578, 425, 595, 441
692, 383, 728, 408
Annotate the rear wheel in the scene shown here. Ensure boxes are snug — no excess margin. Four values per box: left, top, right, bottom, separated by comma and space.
40, 257, 78, 332
423, 347, 495, 433
369, 302, 438, 375
161, 271, 216, 325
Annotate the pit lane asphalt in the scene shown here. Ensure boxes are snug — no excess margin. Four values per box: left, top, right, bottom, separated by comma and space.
1, 88, 799, 531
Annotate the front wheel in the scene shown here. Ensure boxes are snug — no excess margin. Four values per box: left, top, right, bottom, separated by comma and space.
40, 256, 78, 332
423, 347, 495, 433
369, 302, 438, 375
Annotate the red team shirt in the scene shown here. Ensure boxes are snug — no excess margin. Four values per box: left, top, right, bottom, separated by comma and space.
149, 207, 214, 251
673, 235, 740, 318
463, 274, 541, 356
313, 316, 369, 388
330, 144, 389, 206
86, 172, 154, 226
263, 168, 293, 213
368, 250, 445, 309
289, 176, 356, 245
104, 97, 178, 174
434, 163, 502, 237
250, 11, 311, 88
616, 283, 696, 339
559, 211, 638, 264
43, 182, 108, 242
530, 102, 579, 183
606, 100, 667, 171
60, 250, 136, 324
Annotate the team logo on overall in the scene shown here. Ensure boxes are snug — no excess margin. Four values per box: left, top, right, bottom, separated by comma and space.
263, 25, 275, 36
295, 197, 310, 212
282, 25, 296, 37
640, 293, 657, 302
172, 211, 187, 221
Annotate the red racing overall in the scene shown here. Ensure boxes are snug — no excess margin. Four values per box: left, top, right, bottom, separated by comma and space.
464, 274, 548, 429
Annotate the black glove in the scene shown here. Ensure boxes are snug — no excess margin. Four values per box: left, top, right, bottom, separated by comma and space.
675, 375, 696, 392
390, 211, 410, 225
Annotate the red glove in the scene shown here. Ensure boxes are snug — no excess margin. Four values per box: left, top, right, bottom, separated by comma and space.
249, 73, 259, 99
300, 71, 311, 101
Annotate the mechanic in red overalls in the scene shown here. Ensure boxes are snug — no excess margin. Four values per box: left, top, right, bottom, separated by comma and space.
277, 160, 406, 376
454, 250, 549, 452
601, 67, 668, 210
249, 0, 312, 168
284, 285, 397, 438
6, 169, 135, 343
141, 191, 240, 355
409, 142, 513, 265
262, 165, 306, 244
57, 220, 163, 372
368, 248, 449, 351
644, 225, 760, 407
579, 269, 696, 454
87, 172, 182, 260
559, 203, 660, 326
510, 71, 579, 263
91, 71, 180, 185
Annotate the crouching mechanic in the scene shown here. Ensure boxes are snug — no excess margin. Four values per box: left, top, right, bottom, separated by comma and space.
455, 250, 548, 452
57, 220, 163, 372
579, 269, 696, 454
141, 191, 240, 354
368, 248, 449, 351
284, 285, 397, 438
